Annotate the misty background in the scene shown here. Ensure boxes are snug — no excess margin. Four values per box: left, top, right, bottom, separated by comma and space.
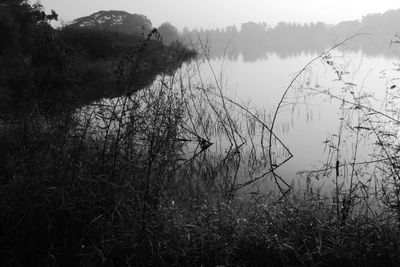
59, 5, 400, 61
4, 1, 400, 266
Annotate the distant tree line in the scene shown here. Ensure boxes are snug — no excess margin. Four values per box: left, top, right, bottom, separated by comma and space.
181, 9, 400, 61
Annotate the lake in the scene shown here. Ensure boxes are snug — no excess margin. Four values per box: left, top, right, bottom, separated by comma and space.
84, 36, 400, 196
177, 39, 400, 194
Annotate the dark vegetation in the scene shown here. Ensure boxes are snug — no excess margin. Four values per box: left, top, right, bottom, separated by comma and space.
0, 3, 194, 116
68, 10, 182, 46
68, 10, 153, 36
2, 1, 400, 266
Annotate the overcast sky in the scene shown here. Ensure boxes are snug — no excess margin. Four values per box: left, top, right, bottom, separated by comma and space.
40, 0, 400, 30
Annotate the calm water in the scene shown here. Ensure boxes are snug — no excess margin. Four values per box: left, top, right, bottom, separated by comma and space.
184, 46, 400, 191
89, 41, 400, 194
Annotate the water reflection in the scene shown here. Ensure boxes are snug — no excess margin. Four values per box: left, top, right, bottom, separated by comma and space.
186, 23, 400, 62
193, 48, 400, 192
199, 34, 400, 62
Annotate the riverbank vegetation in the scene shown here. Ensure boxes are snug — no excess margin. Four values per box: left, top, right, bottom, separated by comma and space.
2, 1, 400, 267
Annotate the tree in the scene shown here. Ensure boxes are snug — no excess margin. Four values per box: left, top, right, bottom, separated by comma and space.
0, 0, 68, 116
0, 0, 57, 55
157, 22, 180, 45
69, 10, 152, 37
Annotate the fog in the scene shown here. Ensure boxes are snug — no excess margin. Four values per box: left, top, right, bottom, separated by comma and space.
5, 1, 400, 265
41, 0, 400, 30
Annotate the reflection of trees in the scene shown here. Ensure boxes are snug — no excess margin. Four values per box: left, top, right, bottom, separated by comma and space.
183, 9, 400, 61
239, 22, 268, 61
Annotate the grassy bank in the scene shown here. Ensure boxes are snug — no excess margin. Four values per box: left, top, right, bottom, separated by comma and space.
2, 45, 400, 267
2, 3, 400, 265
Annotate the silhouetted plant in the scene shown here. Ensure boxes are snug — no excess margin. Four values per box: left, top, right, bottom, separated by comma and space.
3, 3, 400, 265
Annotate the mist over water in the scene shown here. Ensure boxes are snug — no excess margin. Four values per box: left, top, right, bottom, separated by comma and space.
7, 1, 400, 264
188, 39, 400, 190
67, 5, 400, 191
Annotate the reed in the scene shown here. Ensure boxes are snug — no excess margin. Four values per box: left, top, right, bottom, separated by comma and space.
1, 33, 400, 266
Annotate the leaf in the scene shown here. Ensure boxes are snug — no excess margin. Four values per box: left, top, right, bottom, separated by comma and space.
353, 126, 371, 131
346, 82, 357, 87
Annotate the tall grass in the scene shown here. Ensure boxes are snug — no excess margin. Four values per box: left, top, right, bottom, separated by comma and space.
2, 33, 400, 266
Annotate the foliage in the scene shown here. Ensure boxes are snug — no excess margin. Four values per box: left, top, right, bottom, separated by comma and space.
68, 10, 153, 36
0, 2, 196, 118
0, 0, 57, 55
158, 22, 181, 45
2, 2, 400, 267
